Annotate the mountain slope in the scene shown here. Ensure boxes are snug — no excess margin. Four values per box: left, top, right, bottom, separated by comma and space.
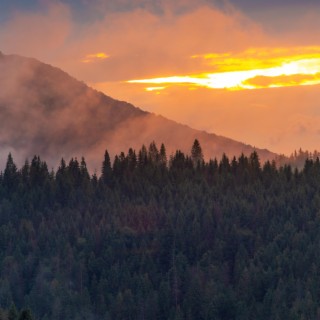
0, 52, 275, 170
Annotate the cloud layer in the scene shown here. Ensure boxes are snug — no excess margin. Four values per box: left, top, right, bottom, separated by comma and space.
1, 0, 320, 155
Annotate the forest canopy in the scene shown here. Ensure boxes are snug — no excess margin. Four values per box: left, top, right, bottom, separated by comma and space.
0, 140, 320, 319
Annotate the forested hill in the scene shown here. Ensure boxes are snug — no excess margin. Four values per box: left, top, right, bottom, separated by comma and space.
0, 53, 275, 169
0, 141, 320, 319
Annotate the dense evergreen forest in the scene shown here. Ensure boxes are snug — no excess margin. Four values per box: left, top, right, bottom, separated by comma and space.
1, 140, 320, 319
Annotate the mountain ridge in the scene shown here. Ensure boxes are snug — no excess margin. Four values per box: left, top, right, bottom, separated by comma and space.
0, 53, 276, 170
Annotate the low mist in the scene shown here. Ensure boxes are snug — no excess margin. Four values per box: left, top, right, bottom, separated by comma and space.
0, 52, 275, 173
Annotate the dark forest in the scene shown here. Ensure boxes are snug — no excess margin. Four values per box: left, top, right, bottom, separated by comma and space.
0, 140, 320, 319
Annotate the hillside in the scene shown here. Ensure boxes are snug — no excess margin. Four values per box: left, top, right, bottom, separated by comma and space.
0, 52, 275, 170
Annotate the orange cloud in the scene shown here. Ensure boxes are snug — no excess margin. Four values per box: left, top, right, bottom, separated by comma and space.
194, 46, 320, 71
244, 73, 320, 88
81, 52, 110, 63
56, 5, 267, 83
127, 47, 320, 91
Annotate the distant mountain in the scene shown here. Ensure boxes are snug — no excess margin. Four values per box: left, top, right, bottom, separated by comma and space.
0, 52, 276, 170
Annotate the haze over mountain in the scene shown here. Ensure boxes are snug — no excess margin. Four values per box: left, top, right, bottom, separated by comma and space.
0, 52, 275, 170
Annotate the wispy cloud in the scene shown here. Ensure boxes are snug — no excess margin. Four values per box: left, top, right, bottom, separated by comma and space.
81, 52, 110, 63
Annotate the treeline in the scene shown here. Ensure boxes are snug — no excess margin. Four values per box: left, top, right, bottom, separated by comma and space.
1, 140, 320, 319
276, 148, 320, 169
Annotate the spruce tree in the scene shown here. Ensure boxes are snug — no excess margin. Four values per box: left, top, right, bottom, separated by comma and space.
3, 153, 18, 192
138, 145, 148, 167
160, 143, 167, 167
148, 141, 159, 164
127, 148, 137, 171
102, 150, 112, 183
191, 139, 204, 167
80, 157, 90, 181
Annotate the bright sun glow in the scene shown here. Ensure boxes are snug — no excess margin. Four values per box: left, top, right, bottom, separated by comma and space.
145, 86, 167, 92
128, 47, 320, 92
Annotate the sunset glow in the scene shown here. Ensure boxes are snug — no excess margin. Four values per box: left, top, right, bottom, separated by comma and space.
3, 0, 320, 155
145, 86, 166, 92
128, 47, 320, 91
81, 52, 109, 63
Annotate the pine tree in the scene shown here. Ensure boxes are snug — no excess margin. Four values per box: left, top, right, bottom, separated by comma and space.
138, 145, 148, 167
191, 139, 204, 168
148, 141, 159, 164
56, 158, 69, 205
57, 158, 67, 176
21, 159, 30, 185
102, 150, 112, 184
127, 148, 137, 172
219, 153, 230, 173
80, 157, 90, 181
160, 143, 167, 167
3, 153, 18, 192
30, 155, 49, 186
249, 151, 261, 177
68, 157, 81, 187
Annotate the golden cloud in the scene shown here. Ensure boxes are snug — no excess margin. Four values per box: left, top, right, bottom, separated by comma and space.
81, 52, 110, 63
194, 46, 320, 72
128, 47, 320, 91
243, 73, 320, 88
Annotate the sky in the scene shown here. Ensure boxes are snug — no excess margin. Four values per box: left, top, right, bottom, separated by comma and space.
1, 0, 320, 155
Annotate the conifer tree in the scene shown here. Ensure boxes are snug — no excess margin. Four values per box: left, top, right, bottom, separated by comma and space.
102, 150, 112, 183
191, 139, 204, 167
80, 157, 90, 181
219, 153, 230, 173
127, 148, 137, 171
3, 153, 18, 191
57, 158, 66, 176
21, 159, 30, 186
249, 151, 261, 174
148, 141, 159, 164
29, 155, 49, 186
138, 145, 148, 167
160, 143, 167, 167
